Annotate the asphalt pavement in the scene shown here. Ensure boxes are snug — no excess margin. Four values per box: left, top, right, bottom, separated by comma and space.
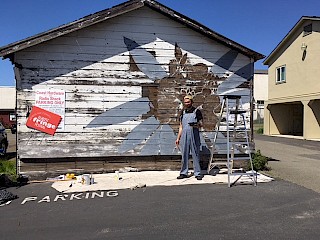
255, 134, 320, 193
1, 179, 320, 240
1, 132, 320, 239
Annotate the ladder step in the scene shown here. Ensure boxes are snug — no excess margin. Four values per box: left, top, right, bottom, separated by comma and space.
230, 172, 257, 176
230, 142, 249, 145
216, 149, 251, 153
229, 110, 247, 114
208, 161, 229, 165
217, 129, 250, 132
229, 157, 251, 161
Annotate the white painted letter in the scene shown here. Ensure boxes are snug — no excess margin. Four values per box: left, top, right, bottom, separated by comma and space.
106, 191, 119, 197
0, 201, 12, 207
54, 195, 67, 202
21, 196, 38, 205
91, 191, 104, 199
38, 196, 51, 203
70, 193, 83, 200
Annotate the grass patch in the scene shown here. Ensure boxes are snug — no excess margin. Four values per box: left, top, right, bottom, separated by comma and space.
0, 159, 17, 180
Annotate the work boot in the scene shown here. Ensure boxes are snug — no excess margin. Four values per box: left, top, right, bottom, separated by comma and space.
177, 174, 188, 179
195, 175, 203, 180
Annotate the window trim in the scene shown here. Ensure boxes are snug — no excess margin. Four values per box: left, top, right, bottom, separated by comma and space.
256, 100, 264, 107
303, 23, 312, 37
9, 113, 16, 122
276, 65, 286, 84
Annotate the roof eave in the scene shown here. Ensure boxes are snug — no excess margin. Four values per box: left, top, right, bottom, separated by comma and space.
0, 0, 264, 61
0, 0, 144, 58
144, 0, 264, 61
264, 16, 320, 65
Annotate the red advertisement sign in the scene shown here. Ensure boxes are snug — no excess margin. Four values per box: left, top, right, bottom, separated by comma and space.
26, 106, 62, 135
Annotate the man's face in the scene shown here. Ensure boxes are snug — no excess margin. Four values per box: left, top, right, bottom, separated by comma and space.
183, 99, 192, 109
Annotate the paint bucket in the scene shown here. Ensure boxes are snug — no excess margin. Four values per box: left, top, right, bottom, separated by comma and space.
115, 171, 120, 180
90, 174, 94, 185
82, 174, 90, 185
76, 175, 82, 183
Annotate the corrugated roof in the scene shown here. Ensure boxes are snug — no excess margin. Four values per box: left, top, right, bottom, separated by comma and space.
0, 0, 264, 61
264, 16, 320, 65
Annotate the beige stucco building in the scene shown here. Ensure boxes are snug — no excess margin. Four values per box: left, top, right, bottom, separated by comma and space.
253, 70, 268, 121
264, 16, 320, 140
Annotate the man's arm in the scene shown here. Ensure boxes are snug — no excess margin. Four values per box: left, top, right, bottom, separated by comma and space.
196, 109, 203, 128
175, 122, 183, 145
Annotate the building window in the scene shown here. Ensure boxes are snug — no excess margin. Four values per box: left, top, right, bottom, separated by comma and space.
303, 24, 312, 36
256, 100, 264, 109
276, 65, 286, 83
9, 113, 16, 121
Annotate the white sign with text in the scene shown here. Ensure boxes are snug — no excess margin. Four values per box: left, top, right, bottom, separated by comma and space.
35, 89, 66, 130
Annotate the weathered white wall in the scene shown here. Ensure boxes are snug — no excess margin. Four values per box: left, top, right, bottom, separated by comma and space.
14, 6, 253, 159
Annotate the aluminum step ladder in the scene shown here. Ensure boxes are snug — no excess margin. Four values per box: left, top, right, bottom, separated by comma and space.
207, 95, 257, 187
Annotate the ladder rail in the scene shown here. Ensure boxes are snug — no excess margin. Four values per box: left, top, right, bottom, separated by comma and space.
226, 97, 231, 186
207, 95, 257, 187
208, 98, 226, 171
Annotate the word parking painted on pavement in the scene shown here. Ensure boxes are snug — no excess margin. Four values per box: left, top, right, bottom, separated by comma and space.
0, 190, 118, 207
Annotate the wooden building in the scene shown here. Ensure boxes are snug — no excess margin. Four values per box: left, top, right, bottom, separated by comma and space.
0, 0, 264, 177
0, 87, 16, 128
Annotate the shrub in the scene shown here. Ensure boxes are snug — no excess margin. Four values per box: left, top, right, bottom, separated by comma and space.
251, 150, 269, 171
255, 128, 263, 134
0, 159, 17, 178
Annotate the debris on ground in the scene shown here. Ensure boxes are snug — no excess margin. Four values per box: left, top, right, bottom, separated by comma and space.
46, 175, 66, 181
36, 173, 95, 186
65, 173, 76, 180
119, 167, 139, 173
0, 174, 15, 187
17, 174, 29, 185
0, 189, 18, 205
130, 183, 147, 190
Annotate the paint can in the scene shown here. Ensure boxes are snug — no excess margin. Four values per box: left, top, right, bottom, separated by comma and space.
82, 174, 90, 185
76, 175, 82, 183
115, 171, 120, 180
90, 174, 94, 185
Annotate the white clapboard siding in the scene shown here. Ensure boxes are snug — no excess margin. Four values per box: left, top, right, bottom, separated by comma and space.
19, 43, 230, 65
15, 6, 252, 160
31, 85, 142, 94
18, 90, 142, 102
20, 77, 153, 89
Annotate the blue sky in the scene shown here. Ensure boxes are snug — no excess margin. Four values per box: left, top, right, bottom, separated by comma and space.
1, 0, 320, 86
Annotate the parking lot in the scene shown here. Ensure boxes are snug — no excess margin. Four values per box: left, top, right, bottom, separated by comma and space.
1, 132, 320, 239
255, 134, 320, 193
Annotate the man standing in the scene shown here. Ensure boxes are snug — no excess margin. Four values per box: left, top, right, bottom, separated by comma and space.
175, 95, 203, 180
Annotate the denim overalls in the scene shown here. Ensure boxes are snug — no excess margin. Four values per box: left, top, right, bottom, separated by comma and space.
179, 108, 201, 177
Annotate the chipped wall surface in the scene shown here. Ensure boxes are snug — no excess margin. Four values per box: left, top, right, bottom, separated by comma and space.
15, 7, 253, 160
